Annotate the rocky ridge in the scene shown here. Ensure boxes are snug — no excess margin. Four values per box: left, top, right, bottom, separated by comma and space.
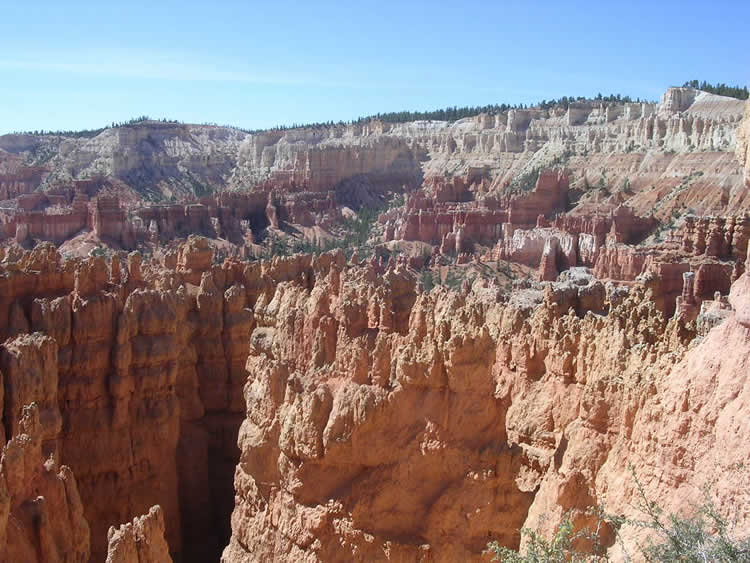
105, 505, 172, 563
738, 97, 750, 184
0, 88, 746, 251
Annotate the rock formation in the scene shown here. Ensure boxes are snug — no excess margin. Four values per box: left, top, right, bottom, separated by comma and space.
105, 506, 172, 563
0, 224, 746, 561
221, 254, 750, 561
0, 403, 90, 562
0, 241, 361, 561
738, 98, 750, 185
0, 87, 746, 257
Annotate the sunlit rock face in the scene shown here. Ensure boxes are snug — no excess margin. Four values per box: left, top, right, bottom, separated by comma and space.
737, 99, 750, 185
0, 235, 749, 561
221, 255, 750, 561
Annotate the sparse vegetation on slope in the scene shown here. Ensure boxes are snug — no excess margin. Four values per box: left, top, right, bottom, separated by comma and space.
682, 80, 749, 100
7, 92, 660, 138
488, 468, 750, 562
9, 116, 182, 138
261, 195, 404, 260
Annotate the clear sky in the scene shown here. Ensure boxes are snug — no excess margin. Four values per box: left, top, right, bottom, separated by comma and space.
1, 0, 748, 134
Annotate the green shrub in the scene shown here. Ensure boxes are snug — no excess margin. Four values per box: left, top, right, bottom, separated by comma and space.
487, 467, 750, 562
419, 269, 436, 292
486, 516, 604, 562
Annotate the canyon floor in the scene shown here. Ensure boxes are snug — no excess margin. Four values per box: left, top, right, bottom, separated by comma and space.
0, 87, 748, 562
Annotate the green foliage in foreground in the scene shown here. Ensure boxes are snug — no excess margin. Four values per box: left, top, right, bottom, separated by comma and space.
488, 507, 750, 562
487, 518, 597, 563
487, 468, 750, 562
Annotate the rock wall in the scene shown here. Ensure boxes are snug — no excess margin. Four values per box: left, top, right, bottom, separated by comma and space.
222, 255, 750, 561
0, 240, 363, 561
386, 169, 569, 251
0, 233, 748, 561
232, 130, 422, 192
0, 88, 744, 216
1, 185, 347, 252
0, 165, 46, 200
0, 403, 90, 562
497, 227, 576, 271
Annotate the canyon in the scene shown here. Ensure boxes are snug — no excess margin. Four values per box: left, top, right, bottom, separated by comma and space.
0, 87, 748, 562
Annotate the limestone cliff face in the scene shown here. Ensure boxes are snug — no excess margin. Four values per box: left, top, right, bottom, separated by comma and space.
43, 123, 248, 199
222, 257, 749, 561
231, 127, 423, 193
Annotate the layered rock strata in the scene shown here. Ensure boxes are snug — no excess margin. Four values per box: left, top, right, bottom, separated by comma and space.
0, 403, 90, 562
0, 88, 746, 251
0, 229, 748, 561
0, 240, 375, 561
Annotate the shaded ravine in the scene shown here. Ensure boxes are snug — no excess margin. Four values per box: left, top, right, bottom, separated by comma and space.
0, 239, 339, 561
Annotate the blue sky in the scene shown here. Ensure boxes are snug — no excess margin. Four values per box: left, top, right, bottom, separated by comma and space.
1, 0, 747, 134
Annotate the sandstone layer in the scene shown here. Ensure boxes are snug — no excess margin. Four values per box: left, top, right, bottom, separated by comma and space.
0, 240, 270, 560
0, 402, 90, 562
0, 240, 384, 561
105, 505, 172, 563
0, 231, 747, 561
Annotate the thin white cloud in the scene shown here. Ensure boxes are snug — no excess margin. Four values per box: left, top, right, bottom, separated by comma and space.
0, 49, 309, 85
0, 48, 501, 92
